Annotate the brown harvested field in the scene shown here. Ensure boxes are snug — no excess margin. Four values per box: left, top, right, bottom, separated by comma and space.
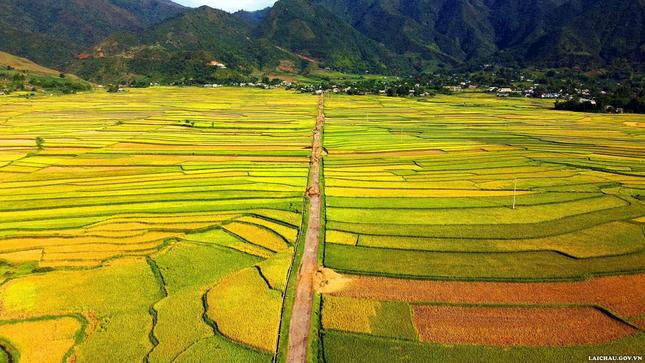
329, 273, 645, 318
411, 305, 637, 346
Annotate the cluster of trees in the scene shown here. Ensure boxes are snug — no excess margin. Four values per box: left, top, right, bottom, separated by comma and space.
554, 75, 645, 114
0, 68, 90, 94
289, 77, 452, 98
556, 93, 645, 114
428, 64, 645, 114
75, 49, 272, 87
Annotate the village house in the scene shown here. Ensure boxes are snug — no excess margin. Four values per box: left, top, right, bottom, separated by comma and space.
208, 60, 227, 69
541, 93, 560, 98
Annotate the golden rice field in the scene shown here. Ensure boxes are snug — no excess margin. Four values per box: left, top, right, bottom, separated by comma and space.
319, 93, 645, 362
1, 88, 644, 363
0, 87, 315, 363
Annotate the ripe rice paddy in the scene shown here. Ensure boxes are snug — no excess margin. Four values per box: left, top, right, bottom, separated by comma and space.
1, 88, 644, 362
410, 305, 636, 346
0, 87, 315, 362
319, 93, 645, 362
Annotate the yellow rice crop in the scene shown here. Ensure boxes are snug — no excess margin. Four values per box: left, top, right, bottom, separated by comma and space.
44, 240, 164, 254
0, 231, 179, 252
257, 248, 293, 291
38, 260, 103, 268
321, 295, 379, 334
42, 247, 160, 262
237, 216, 298, 243
206, 268, 282, 352
223, 222, 288, 252
326, 187, 534, 198
229, 242, 275, 259
325, 230, 358, 245
325, 179, 478, 190
0, 249, 42, 262
0, 317, 81, 363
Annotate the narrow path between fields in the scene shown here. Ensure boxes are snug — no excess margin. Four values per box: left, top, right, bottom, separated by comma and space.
286, 95, 325, 363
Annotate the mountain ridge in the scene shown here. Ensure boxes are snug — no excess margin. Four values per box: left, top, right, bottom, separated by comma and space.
2, 0, 643, 82
312, 0, 645, 69
69, 6, 296, 83
0, 0, 186, 68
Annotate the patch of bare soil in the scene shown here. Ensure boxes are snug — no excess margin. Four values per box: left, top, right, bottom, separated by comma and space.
315, 268, 353, 294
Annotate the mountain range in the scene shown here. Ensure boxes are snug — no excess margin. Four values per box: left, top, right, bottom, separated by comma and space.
1, 0, 643, 82
310, 0, 645, 69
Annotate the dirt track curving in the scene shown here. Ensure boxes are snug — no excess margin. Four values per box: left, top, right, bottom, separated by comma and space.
286, 95, 325, 363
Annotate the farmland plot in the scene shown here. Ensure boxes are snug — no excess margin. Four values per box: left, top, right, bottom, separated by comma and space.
1, 88, 644, 362
320, 93, 645, 362
0, 88, 315, 362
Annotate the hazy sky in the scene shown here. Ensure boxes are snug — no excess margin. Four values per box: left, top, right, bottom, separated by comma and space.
174, 0, 277, 12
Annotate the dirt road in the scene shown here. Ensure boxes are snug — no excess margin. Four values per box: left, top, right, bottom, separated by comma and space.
286, 96, 325, 363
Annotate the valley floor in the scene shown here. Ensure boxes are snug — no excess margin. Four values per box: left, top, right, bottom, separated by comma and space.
0, 88, 643, 362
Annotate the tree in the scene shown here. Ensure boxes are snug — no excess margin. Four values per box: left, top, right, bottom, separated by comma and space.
59, 73, 65, 79
35, 137, 44, 151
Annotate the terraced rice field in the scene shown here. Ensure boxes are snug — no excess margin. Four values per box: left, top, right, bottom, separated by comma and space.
0, 88, 315, 362
1, 88, 644, 362
319, 93, 645, 362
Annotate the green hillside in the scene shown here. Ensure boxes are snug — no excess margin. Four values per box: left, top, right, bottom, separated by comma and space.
0, 0, 185, 68
313, 0, 645, 69
255, 0, 415, 74
70, 7, 296, 83
0, 51, 90, 94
